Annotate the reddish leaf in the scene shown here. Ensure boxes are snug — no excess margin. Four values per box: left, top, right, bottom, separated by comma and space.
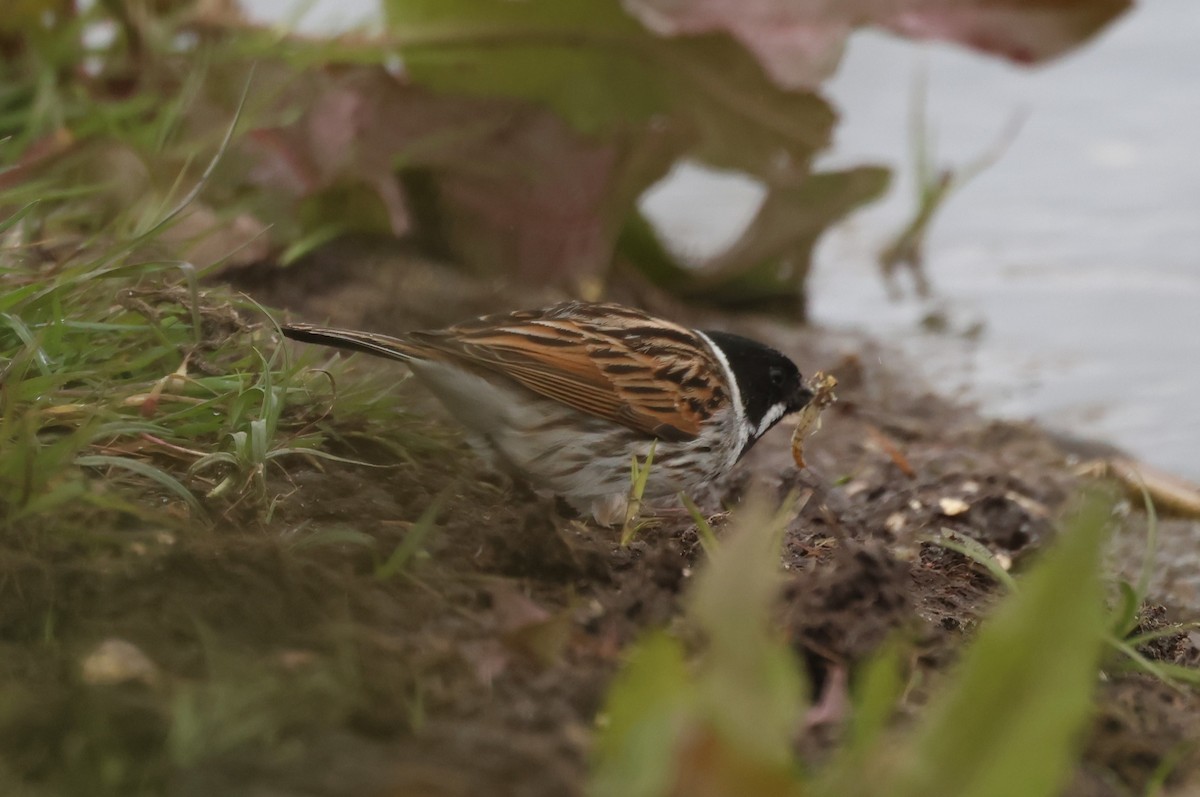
245, 68, 679, 283
623, 0, 1132, 89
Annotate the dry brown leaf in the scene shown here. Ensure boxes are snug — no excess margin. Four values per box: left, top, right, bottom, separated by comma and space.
1106, 456, 1200, 519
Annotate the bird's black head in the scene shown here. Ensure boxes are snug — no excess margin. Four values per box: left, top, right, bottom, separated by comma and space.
702, 330, 813, 445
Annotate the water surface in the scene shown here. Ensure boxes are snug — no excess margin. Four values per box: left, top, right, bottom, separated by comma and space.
648, 1, 1200, 480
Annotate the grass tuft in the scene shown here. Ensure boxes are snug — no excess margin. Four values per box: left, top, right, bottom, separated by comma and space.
1, 196, 435, 538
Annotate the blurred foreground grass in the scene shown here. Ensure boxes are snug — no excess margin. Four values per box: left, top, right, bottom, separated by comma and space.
593, 494, 1113, 797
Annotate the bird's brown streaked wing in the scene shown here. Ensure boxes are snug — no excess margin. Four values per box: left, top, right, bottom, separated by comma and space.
283, 303, 730, 440
413, 307, 727, 440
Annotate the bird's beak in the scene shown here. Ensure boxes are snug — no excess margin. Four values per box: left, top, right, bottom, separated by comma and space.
791, 385, 815, 412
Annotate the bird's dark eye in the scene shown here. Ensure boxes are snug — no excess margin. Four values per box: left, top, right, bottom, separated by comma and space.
769, 366, 786, 386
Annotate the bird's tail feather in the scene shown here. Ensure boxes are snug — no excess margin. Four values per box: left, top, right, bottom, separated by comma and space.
281, 324, 422, 362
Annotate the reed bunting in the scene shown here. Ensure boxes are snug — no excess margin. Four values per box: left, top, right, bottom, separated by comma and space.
282, 302, 813, 525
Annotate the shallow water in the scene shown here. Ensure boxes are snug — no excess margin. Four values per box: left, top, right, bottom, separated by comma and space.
241, 0, 1200, 481
811, 1, 1200, 482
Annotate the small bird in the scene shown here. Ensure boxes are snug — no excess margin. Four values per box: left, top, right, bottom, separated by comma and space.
282, 301, 813, 525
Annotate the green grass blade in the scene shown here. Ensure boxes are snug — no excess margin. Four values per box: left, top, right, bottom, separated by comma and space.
133, 67, 254, 241
265, 446, 389, 468
76, 454, 205, 518
1133, 476, 1159, 625
589, 632, 694, 797
847, 641, 907, 756
250, 418, 269, 465
1110, 580, 1141, 638
0, 200, 39, 235
925, 531, 1019, 592
620, 442, 656, 546
375, 491, 447, 581
1123, 622, 1200, 649
0, 283, 40, 312
1107, 636, 1200, 687
679, 492, 719, 555
1, 312, 52, 375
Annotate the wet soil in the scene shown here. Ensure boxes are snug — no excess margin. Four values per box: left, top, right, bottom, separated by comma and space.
2, 244, 1198, 796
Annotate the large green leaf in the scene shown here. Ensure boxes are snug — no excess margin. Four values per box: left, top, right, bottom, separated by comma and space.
385, 0, 835, 178
387, 0, 663, 136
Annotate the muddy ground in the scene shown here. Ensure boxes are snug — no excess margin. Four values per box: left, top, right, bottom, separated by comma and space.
3, 242, 1199, 796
